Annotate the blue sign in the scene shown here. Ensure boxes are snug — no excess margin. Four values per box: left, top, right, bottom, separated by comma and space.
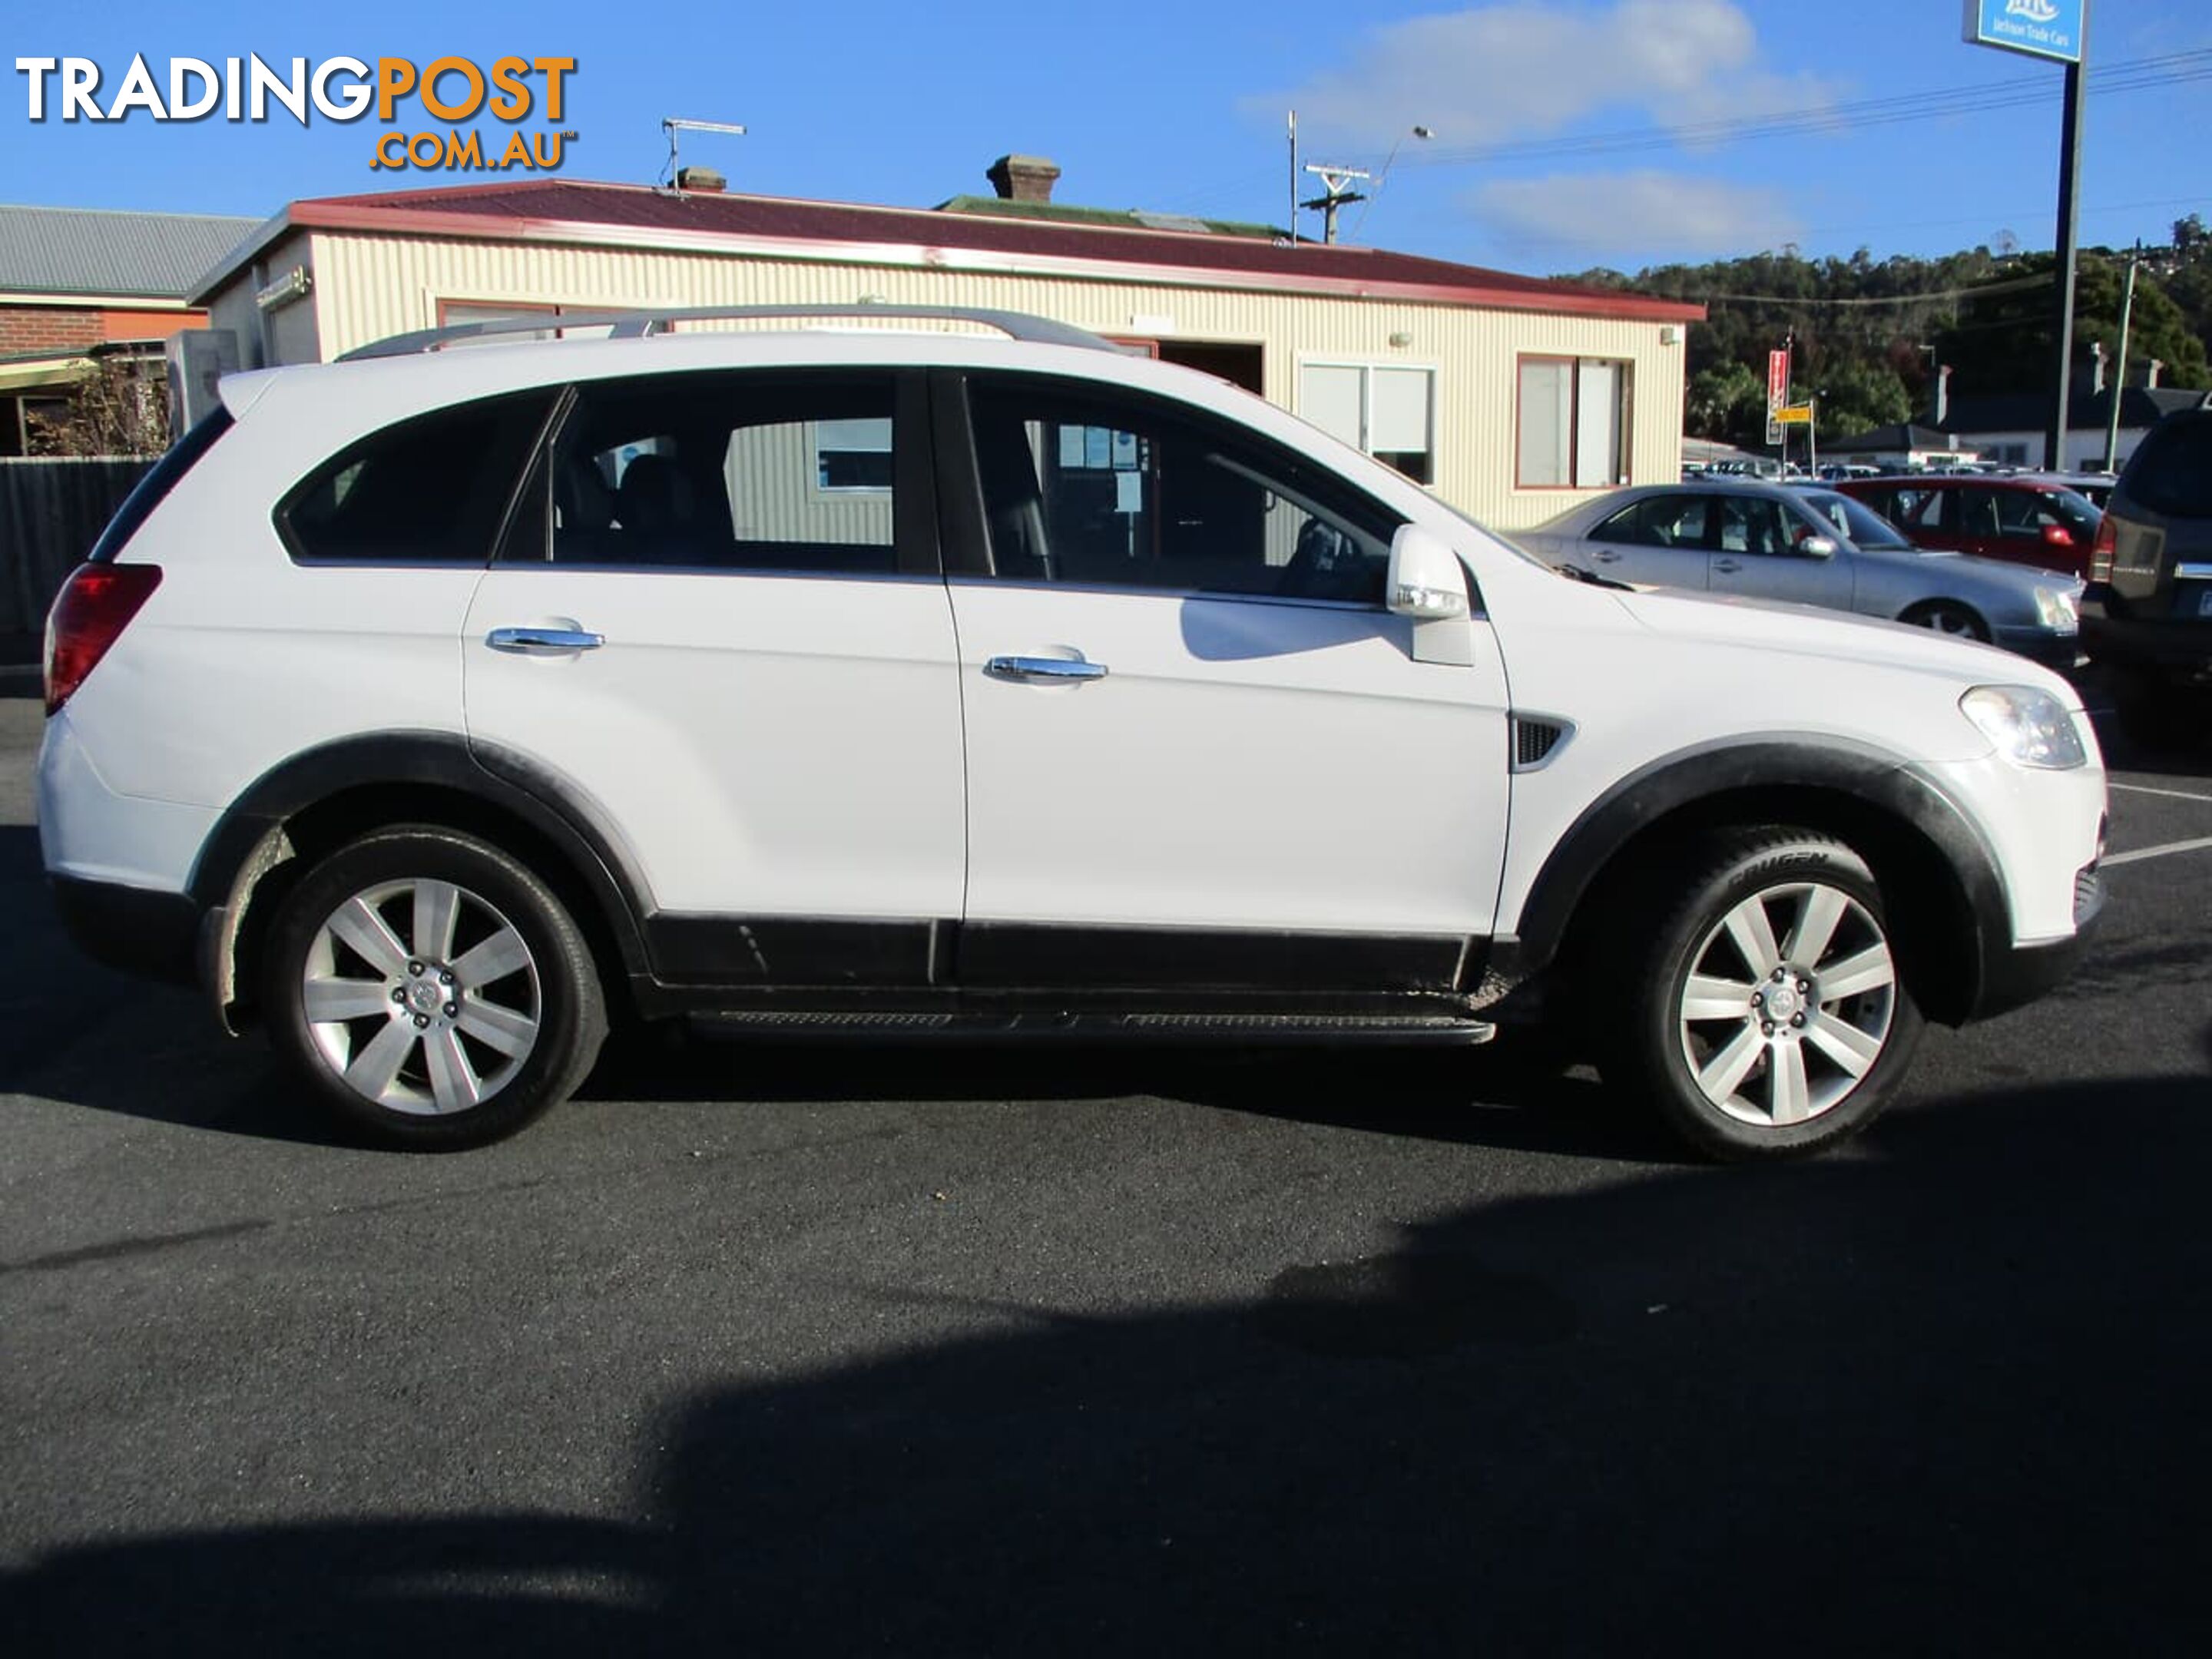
1962, 0, 2085, 65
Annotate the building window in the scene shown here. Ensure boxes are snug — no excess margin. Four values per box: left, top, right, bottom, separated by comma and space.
813, 416, 894, 492
1517, 356, 1630, 488
1298, 362, 1435, 485
435, 300, 609, 346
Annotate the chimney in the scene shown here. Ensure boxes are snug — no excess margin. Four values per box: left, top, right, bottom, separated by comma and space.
986, 154, 1061, 204
676, 166, 727, 194
2089, 340, 2107, 394
2147, 358, 2164, 389
1929, 363, 1952, 427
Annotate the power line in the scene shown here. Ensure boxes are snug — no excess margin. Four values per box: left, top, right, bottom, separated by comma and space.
1693, 273, 2055, 307
1397, 51, 2212, 172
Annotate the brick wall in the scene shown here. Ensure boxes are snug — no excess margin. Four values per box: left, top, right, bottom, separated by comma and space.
0, 306, 105, 352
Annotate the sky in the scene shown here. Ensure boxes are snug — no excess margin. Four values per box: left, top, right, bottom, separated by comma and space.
5, 0, 2208, 278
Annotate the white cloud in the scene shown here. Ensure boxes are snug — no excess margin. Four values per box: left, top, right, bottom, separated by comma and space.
1468, 171, 1802, 257
1255, 0, 1833, 151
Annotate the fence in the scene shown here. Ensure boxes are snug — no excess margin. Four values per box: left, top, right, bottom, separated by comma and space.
1, 457, 153, 662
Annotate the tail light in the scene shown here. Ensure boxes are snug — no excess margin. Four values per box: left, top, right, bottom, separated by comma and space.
2088, 516, 2117, 583
45, 563, 161, 716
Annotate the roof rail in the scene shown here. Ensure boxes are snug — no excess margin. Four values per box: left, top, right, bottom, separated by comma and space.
338, 304, 1121, 362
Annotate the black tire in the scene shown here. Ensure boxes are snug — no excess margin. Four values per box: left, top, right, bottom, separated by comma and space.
1601, 828, 1923, 1161
1898, 601, 1990, 643
261, 826, 607, 1150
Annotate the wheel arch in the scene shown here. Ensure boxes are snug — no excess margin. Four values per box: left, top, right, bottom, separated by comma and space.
188, 733, 653, 1032
1501, 737, 2007, 1027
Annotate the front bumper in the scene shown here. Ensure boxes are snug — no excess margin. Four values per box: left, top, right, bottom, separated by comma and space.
1968, 867, 2104, 1023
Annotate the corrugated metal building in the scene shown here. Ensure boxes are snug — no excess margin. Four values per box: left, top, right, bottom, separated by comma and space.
193, 165, 1702, 530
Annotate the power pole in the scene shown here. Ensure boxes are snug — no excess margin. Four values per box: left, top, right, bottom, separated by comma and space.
1286, 111, 1298, 246
2102, 241, 2141, 472
1300, 164, 1371, 245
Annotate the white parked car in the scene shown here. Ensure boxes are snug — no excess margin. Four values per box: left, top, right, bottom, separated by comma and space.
39, 306, 2108, 1159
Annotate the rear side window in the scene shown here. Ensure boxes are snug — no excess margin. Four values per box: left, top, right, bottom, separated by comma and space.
280, 390, 557, 564
2125, 420, 2212, 519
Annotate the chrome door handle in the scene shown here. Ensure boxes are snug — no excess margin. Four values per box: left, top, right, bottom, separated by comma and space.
487, 626, 604, 654
985, 655, 1108, 684
1713, 559, 1743, 575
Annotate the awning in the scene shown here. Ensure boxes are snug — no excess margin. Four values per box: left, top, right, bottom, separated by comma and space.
0, 355, 96, 393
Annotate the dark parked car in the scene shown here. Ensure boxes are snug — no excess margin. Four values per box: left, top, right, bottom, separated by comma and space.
1838, 475, 2101, 578
2079, 409, 2212, 748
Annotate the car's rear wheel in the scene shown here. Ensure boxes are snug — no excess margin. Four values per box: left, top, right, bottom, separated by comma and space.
263, 826, 606, 1149
1604, 829, 1922, 1161
1899, 601, 1990, 643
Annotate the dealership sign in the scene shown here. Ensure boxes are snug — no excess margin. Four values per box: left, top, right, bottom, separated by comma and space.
1961, 0, 2084, 65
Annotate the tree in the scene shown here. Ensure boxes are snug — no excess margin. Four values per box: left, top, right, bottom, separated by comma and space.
1686, 362, 1767, 443
1936, 254, 2208, 393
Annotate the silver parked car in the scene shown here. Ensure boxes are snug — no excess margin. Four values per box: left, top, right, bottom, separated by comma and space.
1517, 481, 2082, 665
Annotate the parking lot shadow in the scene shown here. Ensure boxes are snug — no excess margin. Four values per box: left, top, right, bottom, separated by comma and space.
8, 1066, 2210, 1654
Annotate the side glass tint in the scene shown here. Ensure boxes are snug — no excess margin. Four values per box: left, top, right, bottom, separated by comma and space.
966, 378, 1400, 603
542, 373, 899, 572
280, 391, 556, 564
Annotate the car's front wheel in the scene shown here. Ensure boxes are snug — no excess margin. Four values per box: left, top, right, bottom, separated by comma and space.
262, 826, 607, 1149
1605, 829, 1922, 1161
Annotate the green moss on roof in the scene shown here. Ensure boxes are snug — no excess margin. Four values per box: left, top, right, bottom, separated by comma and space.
933, 195, 1283, 240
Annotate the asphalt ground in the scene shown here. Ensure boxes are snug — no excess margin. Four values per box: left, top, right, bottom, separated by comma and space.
2, 669, 2208, 1655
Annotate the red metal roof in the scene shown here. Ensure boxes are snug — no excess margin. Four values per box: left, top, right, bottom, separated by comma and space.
235, 177, 1702, 323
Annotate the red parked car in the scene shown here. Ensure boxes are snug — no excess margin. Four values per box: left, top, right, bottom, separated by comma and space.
1836, 475, 2101, 578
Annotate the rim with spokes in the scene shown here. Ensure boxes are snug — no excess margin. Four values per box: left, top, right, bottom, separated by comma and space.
1675, 879, 1898, 1129
1912, 605, 1984, 640
301, 877, 543, 1117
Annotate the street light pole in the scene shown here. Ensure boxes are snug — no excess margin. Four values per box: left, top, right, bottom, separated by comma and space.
2103, 241, 2141, 472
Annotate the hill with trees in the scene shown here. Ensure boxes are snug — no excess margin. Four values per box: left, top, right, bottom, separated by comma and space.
1568, 216, 2212, 449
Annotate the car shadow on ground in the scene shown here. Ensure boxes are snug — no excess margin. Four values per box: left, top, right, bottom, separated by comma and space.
6, 1059, 2210, 1654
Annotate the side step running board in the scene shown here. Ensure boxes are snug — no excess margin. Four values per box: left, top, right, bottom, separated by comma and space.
687, 1012, 1498, 1046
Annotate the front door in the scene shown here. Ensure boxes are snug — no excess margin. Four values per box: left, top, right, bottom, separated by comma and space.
1707, 493, 1856, 610
462, 367, 965, 988
939, 372, 1511, 992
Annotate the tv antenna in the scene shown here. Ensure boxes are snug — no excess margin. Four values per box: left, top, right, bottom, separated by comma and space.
662, 117, 747, 189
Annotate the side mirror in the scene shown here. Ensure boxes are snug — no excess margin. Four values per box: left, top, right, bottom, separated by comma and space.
2041, 523, 2076, 549
1798, 534, 1838, 558
1386, 524, 1469, 620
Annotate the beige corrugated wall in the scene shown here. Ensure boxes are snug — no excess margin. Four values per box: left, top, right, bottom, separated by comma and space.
296, 230, 1687, 531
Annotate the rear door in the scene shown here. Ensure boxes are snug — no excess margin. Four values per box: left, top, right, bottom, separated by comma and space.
461, 368, 965, 989
1575, 494, 1714, 591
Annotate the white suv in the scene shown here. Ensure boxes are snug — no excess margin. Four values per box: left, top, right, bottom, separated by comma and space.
38, 306, 2108, 1158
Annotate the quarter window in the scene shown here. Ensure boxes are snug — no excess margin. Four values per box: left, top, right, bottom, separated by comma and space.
1518, 356, 1631, 488
966, 377, 1402, 603
280, 391, 556, 565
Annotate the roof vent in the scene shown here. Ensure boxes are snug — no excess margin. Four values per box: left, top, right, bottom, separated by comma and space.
986, 154, 1061, 204
676, 167, 727, 194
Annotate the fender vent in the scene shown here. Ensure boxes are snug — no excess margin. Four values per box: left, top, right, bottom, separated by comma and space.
1512, 717, 1571, 771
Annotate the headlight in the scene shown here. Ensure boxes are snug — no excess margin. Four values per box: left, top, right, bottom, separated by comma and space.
1960, 684, 2088, 770
2033, 585, 2080, 632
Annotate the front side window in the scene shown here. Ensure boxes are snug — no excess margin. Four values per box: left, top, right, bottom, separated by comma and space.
1517, 356, 1630, 488
527, 372, 899, 573
966, 377, 1401, 604
1716, 496, 1797, 555
280, 390, 556, 564
1299, 362, 1435, 484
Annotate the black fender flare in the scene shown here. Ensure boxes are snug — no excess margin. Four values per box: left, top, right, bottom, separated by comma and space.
1496, 735, 2009, 1017
187, 731, 655, 1008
